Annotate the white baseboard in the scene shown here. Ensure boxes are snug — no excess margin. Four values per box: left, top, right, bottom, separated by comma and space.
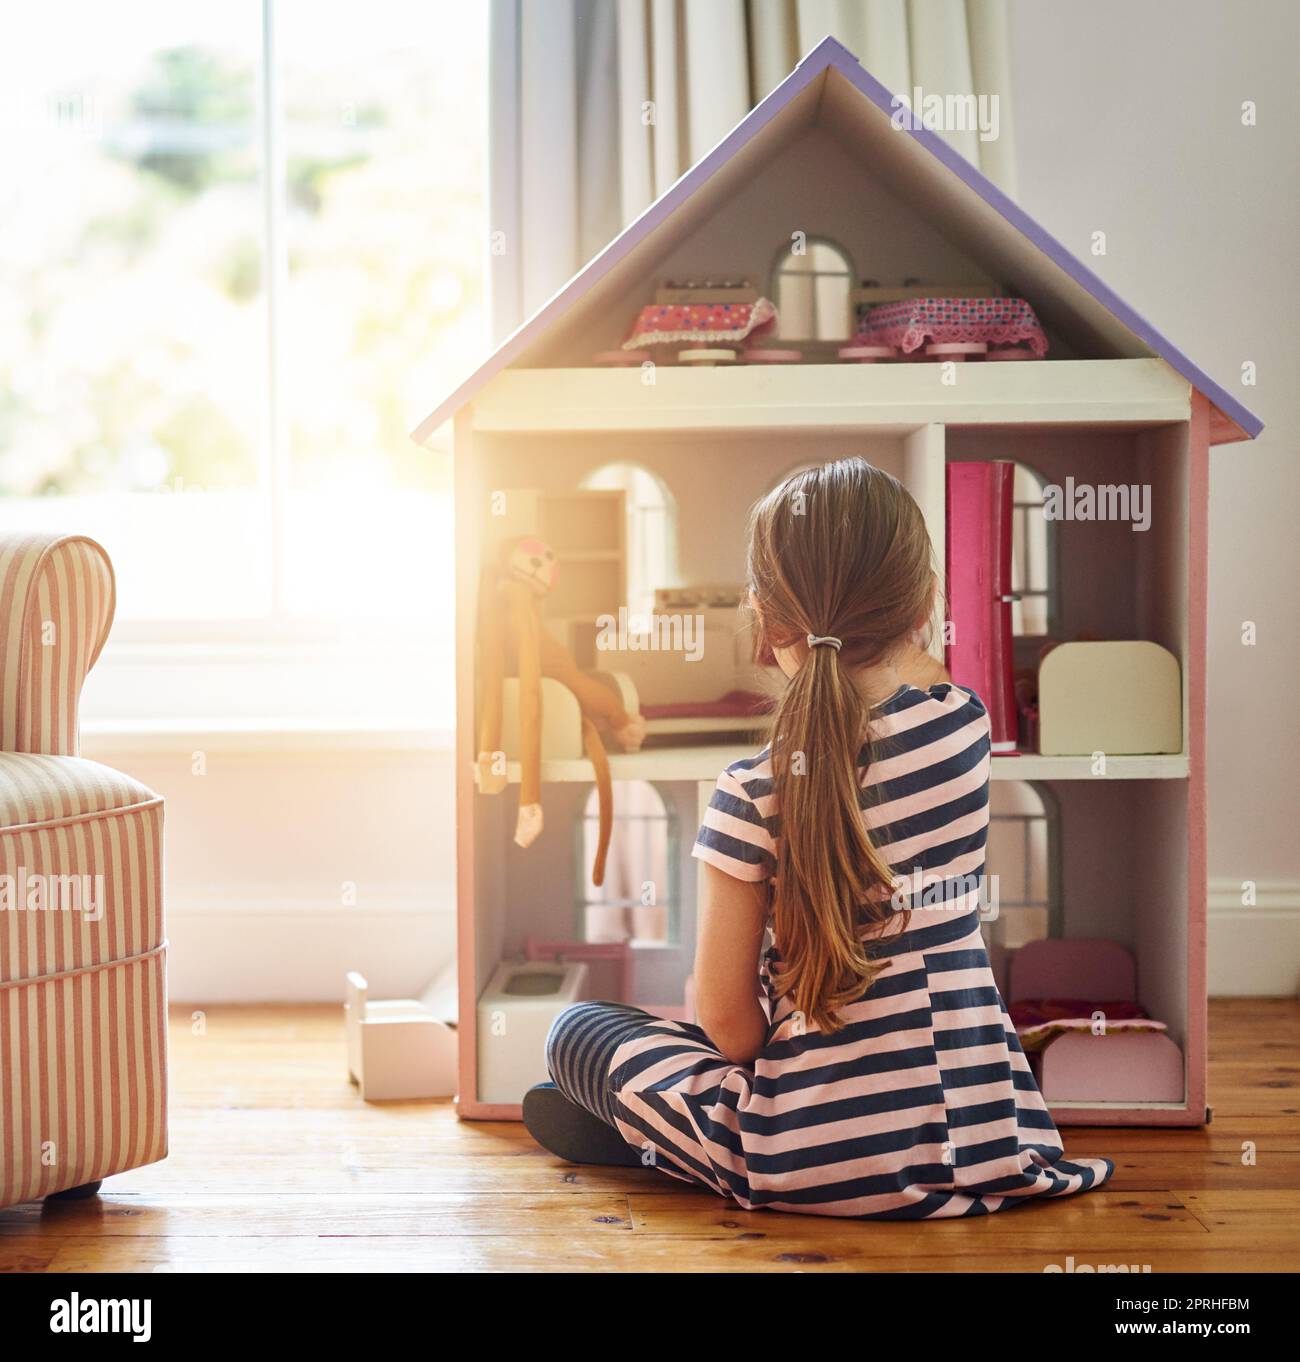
1208, 879, 1300, 997
164, 880, 1299, 1003
165, 894, 455, 1004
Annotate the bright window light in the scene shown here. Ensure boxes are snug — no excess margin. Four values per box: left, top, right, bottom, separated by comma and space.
0, 1, 485, 658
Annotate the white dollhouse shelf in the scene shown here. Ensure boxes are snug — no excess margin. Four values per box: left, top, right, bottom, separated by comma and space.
466, 359, 1191, 435
493, 749, 1190, 785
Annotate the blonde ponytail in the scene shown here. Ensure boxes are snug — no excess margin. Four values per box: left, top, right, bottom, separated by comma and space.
749, 459, 934, 1033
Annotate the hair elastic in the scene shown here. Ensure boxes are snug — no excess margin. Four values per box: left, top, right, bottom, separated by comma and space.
806, 633, 843, 651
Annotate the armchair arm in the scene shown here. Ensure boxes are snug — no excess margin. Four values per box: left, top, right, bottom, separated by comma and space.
0, 533, 115, 755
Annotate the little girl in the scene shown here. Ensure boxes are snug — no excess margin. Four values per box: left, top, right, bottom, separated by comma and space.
524, 457, 1112, 1219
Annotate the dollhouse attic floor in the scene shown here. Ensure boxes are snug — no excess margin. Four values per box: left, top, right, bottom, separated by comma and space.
1, 1000, 1297, 1273
463, 359, 1198, 437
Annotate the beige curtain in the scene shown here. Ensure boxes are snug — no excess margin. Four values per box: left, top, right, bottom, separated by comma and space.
491, 0, 1015, 336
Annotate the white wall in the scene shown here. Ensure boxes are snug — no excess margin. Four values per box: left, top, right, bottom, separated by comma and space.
80, 728, 456, 1004
1007, 0, 1300, 991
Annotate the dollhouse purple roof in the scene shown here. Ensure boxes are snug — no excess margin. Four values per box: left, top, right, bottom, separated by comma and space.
413, 36, 1261, 446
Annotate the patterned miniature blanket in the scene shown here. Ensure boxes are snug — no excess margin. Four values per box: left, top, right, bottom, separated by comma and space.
623, 297, 777, 349
855, 295, 1049, 356
1008, 997, 1166, 1053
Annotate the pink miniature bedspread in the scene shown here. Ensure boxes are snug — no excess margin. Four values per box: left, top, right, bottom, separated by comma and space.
856, 296, 1049, 356
623, 298, 777, 350
1008, 998, 1166, 1053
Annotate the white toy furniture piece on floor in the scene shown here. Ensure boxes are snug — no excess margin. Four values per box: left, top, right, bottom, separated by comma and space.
345, 972, 458, 1101
475, 959, 589, 1106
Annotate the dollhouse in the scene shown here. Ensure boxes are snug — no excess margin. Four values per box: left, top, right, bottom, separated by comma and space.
412, 37, 1261, 1124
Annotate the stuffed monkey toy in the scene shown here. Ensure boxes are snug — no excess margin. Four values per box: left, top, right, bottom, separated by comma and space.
476, 536, 645, 886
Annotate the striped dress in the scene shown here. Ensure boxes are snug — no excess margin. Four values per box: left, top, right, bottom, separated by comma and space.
573, 683, 1112, 1218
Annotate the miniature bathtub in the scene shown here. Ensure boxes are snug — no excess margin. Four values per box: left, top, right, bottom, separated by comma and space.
476, 959, 589, 1105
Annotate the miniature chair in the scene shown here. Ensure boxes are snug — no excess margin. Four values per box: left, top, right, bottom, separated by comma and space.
345, 972, 458, 1101
0, 533, 168, 1209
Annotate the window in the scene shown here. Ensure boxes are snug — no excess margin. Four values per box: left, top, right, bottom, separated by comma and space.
578, 781, 676, 946
581, 463, 676, 621
984, 780, 1060, 951
1, 4, 267, 618
1010, 461, 1056, 637
1, 2, 486, 715
771, 238, 853, 341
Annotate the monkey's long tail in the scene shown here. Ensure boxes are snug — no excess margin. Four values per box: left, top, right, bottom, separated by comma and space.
581, 717, 612, 888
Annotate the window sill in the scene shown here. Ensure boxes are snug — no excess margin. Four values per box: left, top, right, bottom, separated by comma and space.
99, 632, 448, 665
79, 718, 454, 758
81, 635, 453, 731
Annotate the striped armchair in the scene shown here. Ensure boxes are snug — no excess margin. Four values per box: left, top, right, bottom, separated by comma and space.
0, 533, 167, 1208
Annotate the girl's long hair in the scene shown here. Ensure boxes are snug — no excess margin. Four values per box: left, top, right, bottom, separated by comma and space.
748, 458, 935, 1033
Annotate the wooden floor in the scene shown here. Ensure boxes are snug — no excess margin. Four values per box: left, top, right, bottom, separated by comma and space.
2, 999, 1298, 1272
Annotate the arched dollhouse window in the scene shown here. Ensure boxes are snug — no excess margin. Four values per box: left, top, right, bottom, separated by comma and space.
581, 463, 677, 621
1010, 461, 1056, 637
577, 781, 677, 946
771, 238, 854, 341
984, 780, 1061, 949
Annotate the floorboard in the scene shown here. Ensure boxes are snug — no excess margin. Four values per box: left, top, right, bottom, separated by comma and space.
2, 999, 1296, 1272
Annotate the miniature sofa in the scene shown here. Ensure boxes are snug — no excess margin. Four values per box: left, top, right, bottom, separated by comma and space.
0, 533, 167, 1209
